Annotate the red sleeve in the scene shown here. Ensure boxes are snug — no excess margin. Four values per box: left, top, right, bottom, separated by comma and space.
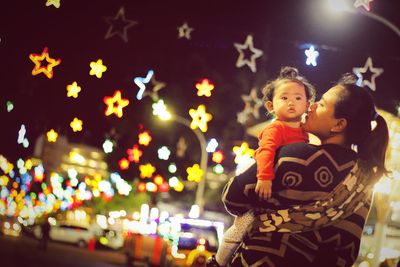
254, 122, 284, 180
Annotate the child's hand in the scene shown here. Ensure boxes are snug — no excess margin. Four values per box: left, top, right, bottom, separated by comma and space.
255, 180, 272, 200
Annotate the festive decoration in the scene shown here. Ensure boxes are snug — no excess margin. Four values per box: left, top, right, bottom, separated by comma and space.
168, 163, 177, 173
142, 74, 166, 101
29, 47, 61, 79
127, 144, 142, 163
66, 82, 81, 98
139, 163, 156, 178
118, 158, 130, 170
354, 0, 373, 11
212, 151, 225, 164
186, 164, 203, 183
103, 90, 129, 118
206, 138, 218, 153
305, 45, 319, 67
234, 35, 263, 73
157, 146, 171, 160
138, 131, 152, 146
45, 0, 60, 8
240, 87, 263, 119
103, 139, 114, 153
134, 70, 166, 101
152, 99, 171, 120
177, 22, 194, 40
153, 174, 164, 186
176, 137, 187, 157
353, 57, 384, 91
232, 142, 255, 164
104, 6, 137, 43
70, 117, 83, 132
46, 129, 58, 142
89, 59, 107, 78
17, 124, 29, 148
189, 104, 213, 132
6, 101, 14, 112
213, 164, 224, 175
196, 79, 214, 97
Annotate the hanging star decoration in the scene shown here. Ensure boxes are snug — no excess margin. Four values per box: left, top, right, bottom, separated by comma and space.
45, 0, 60, 8
196, 79, 215, 97
66, 81, 81, 98
135, 70, 166, 101
177, 22, 194, 40
29, 47, 61, 79
189, 105, 213, 132
139, 163, 156, 178
241, 88, 263, 119
176, 137, 187, 158
46, 129, 58, 142
354, 0, 374, 11
138, 131, 152, 146
352, 57, 383, 91
70, 118, 83, 132
89, 59, 107, 78
103, 90, 129, 118
234, 35, 263, 73
104, 6, 138, 43
127, 144, 142, 163
233, 142, 255, 164
305, 45, 319, 67
187, 164, 203, 183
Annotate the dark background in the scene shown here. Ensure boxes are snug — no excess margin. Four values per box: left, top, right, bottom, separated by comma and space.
1, 0, 399, 178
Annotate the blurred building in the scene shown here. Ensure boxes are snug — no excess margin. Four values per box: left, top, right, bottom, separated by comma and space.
33, 134, 109, 180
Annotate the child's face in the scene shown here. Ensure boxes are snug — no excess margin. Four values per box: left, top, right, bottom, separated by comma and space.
266, 81, 309, 122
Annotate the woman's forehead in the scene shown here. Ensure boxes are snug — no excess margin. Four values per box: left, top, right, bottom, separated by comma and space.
322, 85, 343, 102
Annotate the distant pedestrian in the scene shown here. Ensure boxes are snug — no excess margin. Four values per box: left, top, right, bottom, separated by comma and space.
38, 216, 51, 250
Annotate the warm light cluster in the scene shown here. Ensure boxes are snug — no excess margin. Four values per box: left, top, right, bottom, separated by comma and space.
189, 105, 212, 132
29, 47, 61, 79
103, 90, 129, 118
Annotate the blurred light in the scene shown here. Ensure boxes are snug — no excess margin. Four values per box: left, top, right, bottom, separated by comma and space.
157, 146, 171, 160
374, 176, 391, 194
196, 79, 214, 97
6, 101, 14, 112
168, 163, 177, 173
213, 164, 224, 174
46, 129, 58, 142
134, 69, 154, 100
212, 151, 224, 164
328, 0, 351, 11
89, 59, 107, 78
206, 138, 218, 153
103, 139, 114, 153
305, 45, 319, 67
189, 205, 200, 219
152, 99, 171, 120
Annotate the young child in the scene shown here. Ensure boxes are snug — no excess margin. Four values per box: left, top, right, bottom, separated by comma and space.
207, 66, 316, 267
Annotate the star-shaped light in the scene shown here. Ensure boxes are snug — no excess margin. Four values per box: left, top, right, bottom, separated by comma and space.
134, 70, 153, 100
45, 0, 60, 8
196, 79, 214, 97
234, 35, 263, 73
352, 57, 383, 91
139, 163, 156, 178
189, 105, 213, 133
187, 164, 203, 183
29, 47, 61, 79
103, 90, 129, 118
138, 131, 152, 146
142, 74, 166, 101
177, 22, 194, 40
66, 81, 81, 98
103, 139, 114, 153
233, 142, 255, 164
47, 129, 58, 142
104, 6, 137, 43
305, 45, 319, 67
236, 110, 251, 125
241, 88, 263, 119
354, 0, 373, 11
70, 117, 83, 132
134, 70, 166, 101
127, 145, 142, 163
89, 59, 107, 78
157, 146, 171, 160
118, 158, 130, 170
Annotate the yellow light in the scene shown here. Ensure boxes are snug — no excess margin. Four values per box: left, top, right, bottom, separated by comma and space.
139, 163, 156, 178
66, 81, 81, 98
89, 59, 107, 78
70, 117, 83, 132
25, 159, 33, 170
103, 90, 129, 118
196, 79, 214, 97
138, 131, 152, 146
29, 47, 61, 79
189, 104, 212, 132
186, 164, 204, 183
46, 129, 58, 142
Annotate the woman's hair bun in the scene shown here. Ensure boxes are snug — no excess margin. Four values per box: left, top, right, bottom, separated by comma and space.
279, 66, 299, 79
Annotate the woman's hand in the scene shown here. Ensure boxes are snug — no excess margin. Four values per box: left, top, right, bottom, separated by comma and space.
255, 180, 272, 200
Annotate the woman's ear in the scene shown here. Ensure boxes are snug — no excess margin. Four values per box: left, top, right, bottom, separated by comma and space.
331, 118, 347, 133
265, 101, 274, 113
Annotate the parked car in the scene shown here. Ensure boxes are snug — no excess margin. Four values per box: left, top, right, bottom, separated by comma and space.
34, 223, 97, 248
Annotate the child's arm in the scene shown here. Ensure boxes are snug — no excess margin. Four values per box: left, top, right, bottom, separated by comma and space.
254, 123, 283, 200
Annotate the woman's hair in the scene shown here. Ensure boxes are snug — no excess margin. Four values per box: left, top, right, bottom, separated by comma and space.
262, 66, 316, 103
335, 73, 389, 178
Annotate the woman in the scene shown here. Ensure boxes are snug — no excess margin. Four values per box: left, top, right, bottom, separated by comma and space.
215, 72, 389, 267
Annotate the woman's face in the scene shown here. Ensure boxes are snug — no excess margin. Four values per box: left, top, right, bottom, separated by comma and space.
302, 85, 344, 140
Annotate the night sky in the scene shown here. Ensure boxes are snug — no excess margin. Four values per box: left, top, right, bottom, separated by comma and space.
1, 0, 400, 176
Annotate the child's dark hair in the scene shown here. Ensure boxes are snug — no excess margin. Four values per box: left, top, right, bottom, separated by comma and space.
261, 66, 316, 103
335, 73, 389, 178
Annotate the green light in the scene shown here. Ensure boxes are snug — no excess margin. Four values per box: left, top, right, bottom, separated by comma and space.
213, 164, 224, 174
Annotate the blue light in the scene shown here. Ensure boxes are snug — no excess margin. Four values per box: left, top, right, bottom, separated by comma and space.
305, 45, 319, 67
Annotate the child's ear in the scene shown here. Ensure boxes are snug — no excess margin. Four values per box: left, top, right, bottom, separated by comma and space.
265, 101, 273, 113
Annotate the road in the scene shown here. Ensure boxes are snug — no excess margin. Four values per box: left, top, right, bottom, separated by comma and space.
0, 234, 135, 267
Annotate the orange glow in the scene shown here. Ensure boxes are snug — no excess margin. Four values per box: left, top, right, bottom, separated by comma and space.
29, 47, 61, 79
153, 175, 164, 185
196, 79, 214, 97
138, 131, 152, 146
212, 151, 224, 164
119, 158, 130, 170
103, 90, 129, 118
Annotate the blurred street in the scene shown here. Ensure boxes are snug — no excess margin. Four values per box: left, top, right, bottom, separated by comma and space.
0, 234, 129, 267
